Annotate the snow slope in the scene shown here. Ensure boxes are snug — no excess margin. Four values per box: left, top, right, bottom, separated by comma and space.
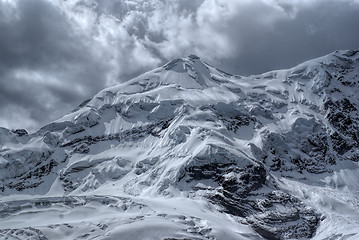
1, 50, 359, 239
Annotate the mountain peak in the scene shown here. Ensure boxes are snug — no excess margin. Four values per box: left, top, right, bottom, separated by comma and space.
162, 54, 208, 76
116, 54, 230, 93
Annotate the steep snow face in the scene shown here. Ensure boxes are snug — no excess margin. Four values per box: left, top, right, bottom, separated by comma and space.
1, 50, 359, 239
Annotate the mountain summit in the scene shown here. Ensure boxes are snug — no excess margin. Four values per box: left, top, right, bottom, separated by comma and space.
1, 50, 359, 239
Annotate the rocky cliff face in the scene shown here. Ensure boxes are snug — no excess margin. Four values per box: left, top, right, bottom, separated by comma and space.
1, 50, 359, 239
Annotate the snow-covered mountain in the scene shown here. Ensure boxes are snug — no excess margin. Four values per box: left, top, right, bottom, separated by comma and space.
1, 50, 359, 240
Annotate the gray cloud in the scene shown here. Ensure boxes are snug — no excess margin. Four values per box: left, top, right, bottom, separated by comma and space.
0, 0, 113, 130
221, 0, 359, 75
0, 0, 358, 132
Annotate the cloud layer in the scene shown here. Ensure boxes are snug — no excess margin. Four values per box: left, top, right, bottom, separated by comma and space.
1, 0, 359, 132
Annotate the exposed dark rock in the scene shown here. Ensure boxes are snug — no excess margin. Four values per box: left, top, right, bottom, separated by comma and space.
11, 129, 28, 136
0, 227, 48, 240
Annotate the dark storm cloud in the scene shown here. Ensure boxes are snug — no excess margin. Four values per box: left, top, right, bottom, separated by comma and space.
0, 0, 117, 130
219, 0, 359, 75
0, 0, 358, 132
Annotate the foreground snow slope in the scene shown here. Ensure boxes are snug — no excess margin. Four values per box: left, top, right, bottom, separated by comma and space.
1, 51, 359, 239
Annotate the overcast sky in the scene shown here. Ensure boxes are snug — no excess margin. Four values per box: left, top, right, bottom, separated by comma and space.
1, 0, 359, 132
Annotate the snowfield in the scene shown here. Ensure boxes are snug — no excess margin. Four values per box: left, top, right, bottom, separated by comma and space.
1, 50, 359, 239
